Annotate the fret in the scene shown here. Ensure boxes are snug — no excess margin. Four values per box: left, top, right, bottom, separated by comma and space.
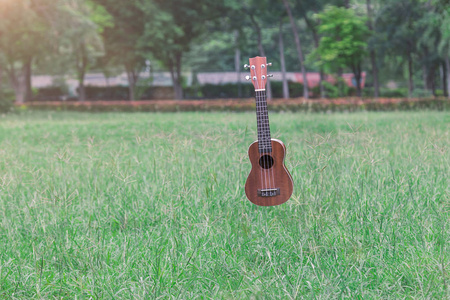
255, 90, 272, 153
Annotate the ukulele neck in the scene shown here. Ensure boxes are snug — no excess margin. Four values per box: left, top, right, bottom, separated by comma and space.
255, 89, 272, 153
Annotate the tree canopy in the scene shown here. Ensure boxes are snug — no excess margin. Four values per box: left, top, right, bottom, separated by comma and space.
309, 6, 369, 96
0, 0, 449, 102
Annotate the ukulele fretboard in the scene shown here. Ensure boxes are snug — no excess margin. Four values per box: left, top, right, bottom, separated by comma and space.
255, 90, 272, 153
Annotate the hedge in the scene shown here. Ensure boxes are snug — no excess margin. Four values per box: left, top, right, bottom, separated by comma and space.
17, 97, 450, 113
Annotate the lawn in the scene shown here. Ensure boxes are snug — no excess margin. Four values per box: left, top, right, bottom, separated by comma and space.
0, 111, 449, 298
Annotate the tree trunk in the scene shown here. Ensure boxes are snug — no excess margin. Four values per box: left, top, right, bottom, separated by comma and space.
78, 79, 86, 102
77, 61, 86, 102
77, 44, 88, 102
176, 52, 183, 100
442, 60, 448, 97
8, 61, 28, 104
257, 42, 272, 100
429, 65, 436, 97
234, 30, 242, 98
303, 14, 324, 98
250, 15, 272, 100
337, 68, 344, 97
445, 56, 450, 99
282, 0, 309, 99
279, 22, 289, 99
126, 71, 136, 101
408, 53, 414, 98
422, 64, 428, 92
353, 63, 362, 97
369, 50, 379, 98
25, 58, 32, 101
319, 70, 326, 98
125, 64, 139, 101
169, 52, 183, 100
344, 0, 350, 8
366, 0, 379, 98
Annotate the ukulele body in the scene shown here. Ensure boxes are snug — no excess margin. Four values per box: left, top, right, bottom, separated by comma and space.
245, 138, 294, 206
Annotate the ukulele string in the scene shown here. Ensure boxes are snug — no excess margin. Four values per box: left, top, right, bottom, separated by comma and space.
266, 85, 275, 190
255, 80, 268, 191
261, 74, 274, 190
258, 91, 268, 190
261, 89, 271, 190
254, 75, 264, 190
265, 90, 275, 190
259, 89, 270, 190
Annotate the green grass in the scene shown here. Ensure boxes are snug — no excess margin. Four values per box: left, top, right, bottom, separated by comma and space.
0, 111, 449, 299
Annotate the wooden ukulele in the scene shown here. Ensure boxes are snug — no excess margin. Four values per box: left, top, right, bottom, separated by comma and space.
244, 56, 294, 206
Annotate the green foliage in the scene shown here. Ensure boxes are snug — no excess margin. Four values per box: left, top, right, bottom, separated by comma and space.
138, 0, 225, 98
363, 87, 408, 98
59, 0, 113, 83
0, 0, 61, 102
321, 81, 340, 98
0, 89, 14, 113
1, 0, 449, 101
85, 0, 114, 31
33, 87, 67, 101
185, 83, 253, 99
375, 0, 424, 62
309, 6, 369, 73
96, 0, 147, 73
0, 0, 51, 62
285, 82, 305, 98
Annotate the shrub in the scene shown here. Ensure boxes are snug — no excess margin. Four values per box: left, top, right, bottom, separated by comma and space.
322, 81, 340, 98
0, 89, 14, 113
184, 82, 306, 99
33, 85, 181, 101
33, 86, 66, 101
270, 81, 304, 98
380, 88, 408, 98
287, 82, 304, 98
21, 98, 449, 113
85, 86, 129, 100
411, 88, 433, 98
185, 83, 254, 99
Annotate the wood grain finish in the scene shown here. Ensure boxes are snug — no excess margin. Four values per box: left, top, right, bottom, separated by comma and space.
245, 139, 293, 206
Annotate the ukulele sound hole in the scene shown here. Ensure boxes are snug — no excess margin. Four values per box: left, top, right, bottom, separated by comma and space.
259, 155, 274, 169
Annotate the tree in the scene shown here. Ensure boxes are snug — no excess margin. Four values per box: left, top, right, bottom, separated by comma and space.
366, 0, 380, 98
0, 0, 56, 103
376, 0, 424, 98
417, 7, 444, 96
427, 1, 450, 98
282, 0, 309, 99
310, 6, 369, 97
440, 7, 450, 97
94, 0, 146, 101
140, 0, 224, 100
278, 22, 289, 99
244, 0, 284, 100
289, 0, 343, 98
59, 0, 112, 101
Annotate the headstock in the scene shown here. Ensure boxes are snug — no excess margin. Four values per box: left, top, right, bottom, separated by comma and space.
244, 56, 273, 91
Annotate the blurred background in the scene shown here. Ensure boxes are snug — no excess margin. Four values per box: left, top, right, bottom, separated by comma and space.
0, 0, 449, 104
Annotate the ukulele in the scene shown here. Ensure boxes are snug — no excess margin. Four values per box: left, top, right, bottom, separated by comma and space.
244, 56, 294, 206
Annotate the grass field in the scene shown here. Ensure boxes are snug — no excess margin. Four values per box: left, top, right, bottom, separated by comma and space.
0, 111, 449, 299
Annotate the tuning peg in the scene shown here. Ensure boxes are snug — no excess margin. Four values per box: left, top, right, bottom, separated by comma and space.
267, 62, 272, 66
267, 74, 274, 77
245, 75, 251, 81
244, 64, 250, 69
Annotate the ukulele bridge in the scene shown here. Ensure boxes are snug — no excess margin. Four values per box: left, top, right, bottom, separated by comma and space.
257, 188, 281, 197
